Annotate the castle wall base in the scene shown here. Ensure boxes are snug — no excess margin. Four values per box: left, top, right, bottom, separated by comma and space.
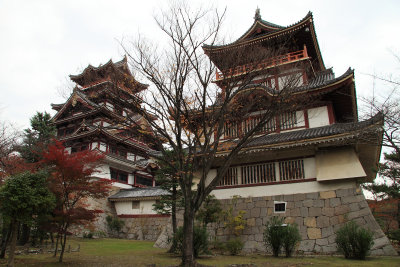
207, 186, 396, 255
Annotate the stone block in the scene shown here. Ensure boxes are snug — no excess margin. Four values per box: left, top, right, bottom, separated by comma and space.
289, 208, 301, 217
293, 193, 306, 202
307, 228, 322, 239
256, 218, 263, 226
255, 233, 263, 242
338, 215, 346, 223
353, 217, 366, 226
247, 202, 255, 209
347, 208, 371, 220
320, 190, 336, 199
303, 199, 314, 207
284, 194, 294, 201
286, 201, 294, 209
300, 207, 309, 217
316, 238, 329, 246
328, 234, 336, 244
304, 217, 317, 227
295, 201, 303, 208
263, 196, 272, 201
336, 188, 352, 197
382, 245, 397, 256
372, 236, 392, 250
255, 200, 267, 208
267, 208, 273, 216
370, 249, 384, 256
329, 198, 341, 207
285, 217, 295, 224
306, 192, 319, 200
322, 207, 335, 217
322, 244, 337, 253
317, 216, 330, 228
295, 217, 303, 226
314, 244, 322, 252
273, 195, 284, 201
309, 207, 322, 217
251, 207, 261, 217
330, 216, 339, 225
247, 218, 256, 227
322, 226, 334, 238
314, 199, 325, 208
341, 195, 358, 204
260, 207, 267, 216
349, 202, 360, 211
334, 205, 350, 215
298, 240, 315, 252
359, 200, 369, 208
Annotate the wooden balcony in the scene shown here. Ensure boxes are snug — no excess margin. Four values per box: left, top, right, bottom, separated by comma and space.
215, 45, 309, 81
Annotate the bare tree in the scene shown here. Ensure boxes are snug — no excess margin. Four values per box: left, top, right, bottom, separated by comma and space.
114, 4, 316, 265
0, 120, 20, 178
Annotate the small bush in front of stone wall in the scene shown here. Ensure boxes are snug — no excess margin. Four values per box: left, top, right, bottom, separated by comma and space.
282, 223, 301, 257
263, 216, 301, 257
335, 220, 374, 260
263, 216, 285, 257
225, 238, 244, 255
106, 215, 125, 235
173, 226, 209, 258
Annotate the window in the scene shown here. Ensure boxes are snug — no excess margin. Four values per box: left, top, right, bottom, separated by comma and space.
135, 175, 153, 187
274, 202, 286, 213
110, 168, 129, 183
132, 201, 140, 209
242, 116, 276, 135
279, 159, 305, 181
241, 162, 276, 184
224, 121, 239, 138
279, 112, 297, 130
219, 167, 238, 186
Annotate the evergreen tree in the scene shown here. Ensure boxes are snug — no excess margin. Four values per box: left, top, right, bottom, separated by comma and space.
364, 151, 400, 226
19, 111, 56, 163
152, 150, 182, 252
0, 171, 55, 267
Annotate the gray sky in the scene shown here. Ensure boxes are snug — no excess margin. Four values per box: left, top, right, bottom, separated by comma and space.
1, 0, 399, 129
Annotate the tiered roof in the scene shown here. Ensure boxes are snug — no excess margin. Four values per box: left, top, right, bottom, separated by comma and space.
203, 10, 325, 72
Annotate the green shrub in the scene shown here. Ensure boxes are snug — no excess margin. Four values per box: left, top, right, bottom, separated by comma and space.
106, 215, 125, 234
263, 217, 301, 257
388, 229, 400, 242
335, 221, 374, 260
173, 226, 209, 258
83, 232, 93, 239
225, 238, 244, 255
282, 223, 301, 257
263, 216, 285, 257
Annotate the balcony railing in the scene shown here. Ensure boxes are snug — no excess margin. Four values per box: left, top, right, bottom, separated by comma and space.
215, 45, 309, 81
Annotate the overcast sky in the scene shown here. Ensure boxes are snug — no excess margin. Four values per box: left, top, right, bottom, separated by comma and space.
1, 0, 399, 130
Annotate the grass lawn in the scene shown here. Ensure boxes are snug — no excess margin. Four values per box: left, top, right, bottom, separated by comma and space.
1, 238, 399, 266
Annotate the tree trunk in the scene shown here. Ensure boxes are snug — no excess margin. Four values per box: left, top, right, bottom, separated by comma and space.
168, 185, 178, 253
7, 220, 18, 267
397, 199, 400, 228
53, 232, 59, 257
18, 224, 30, 246
58, 224, 68, 263
0, 222, 11, 259
181, 206, 195, 266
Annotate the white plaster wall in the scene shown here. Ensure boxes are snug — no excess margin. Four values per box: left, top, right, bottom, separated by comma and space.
304, 157, 316, 179
316, 148, 366, 181
65, 147, 72, 154
307, 106, 329, 128
296, 110, 305, 127
128, 174, 135, 185
95, 164, 132, 189
99, 142, 107, 152
211, 179, 356, 199
127, 153, 135, 161
114, 200, 157, 215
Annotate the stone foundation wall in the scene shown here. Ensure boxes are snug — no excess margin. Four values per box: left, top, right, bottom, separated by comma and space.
206, 186, 396, 255
115, 216, 170, 241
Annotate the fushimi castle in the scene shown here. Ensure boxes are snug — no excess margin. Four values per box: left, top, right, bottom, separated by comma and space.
51, 10, 396, 255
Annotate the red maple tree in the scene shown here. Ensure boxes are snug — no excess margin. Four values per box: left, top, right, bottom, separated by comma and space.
42, 140, 111, 263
